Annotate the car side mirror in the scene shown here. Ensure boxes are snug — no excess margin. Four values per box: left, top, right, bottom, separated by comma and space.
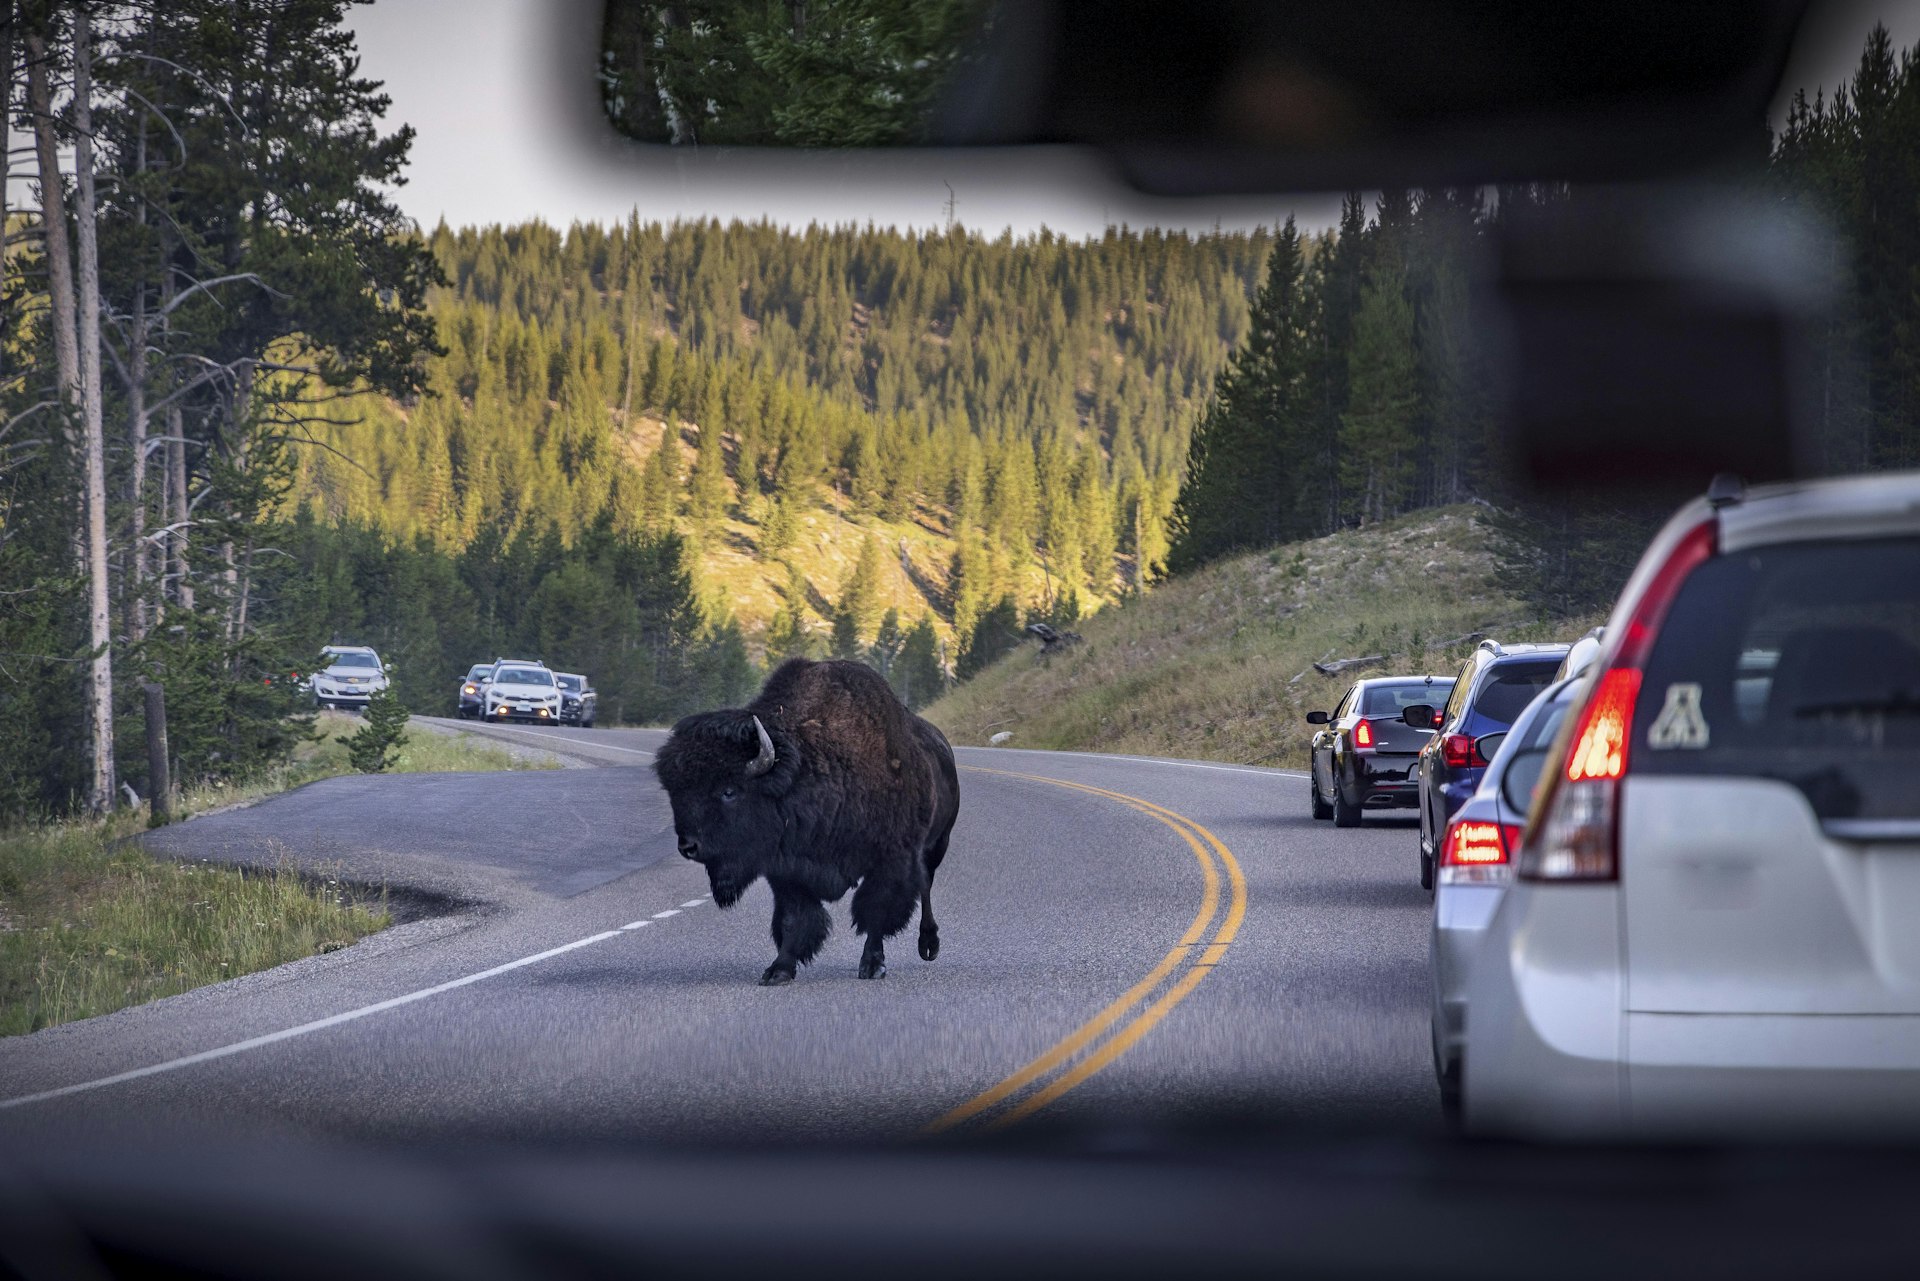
1305, 710, 1331, 726
1401, 704, 1437, 730
1500, 748, 1552, 816
1475, 731, 1508, 762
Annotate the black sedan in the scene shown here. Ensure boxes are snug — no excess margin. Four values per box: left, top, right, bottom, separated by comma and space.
1307, 675, 1455, 828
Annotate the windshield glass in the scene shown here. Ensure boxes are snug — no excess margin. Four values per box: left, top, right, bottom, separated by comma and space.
1634, 538, 1920, 820
13, 3, 1920, 1248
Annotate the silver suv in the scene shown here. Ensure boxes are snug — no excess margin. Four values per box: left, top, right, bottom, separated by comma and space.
1466, 470, 1920, 1140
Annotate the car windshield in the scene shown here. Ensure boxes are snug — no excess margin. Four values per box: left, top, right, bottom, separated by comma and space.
1634, 537, 1920, 820
1361, 682, 1451, 716
12, 2, 1920, 1264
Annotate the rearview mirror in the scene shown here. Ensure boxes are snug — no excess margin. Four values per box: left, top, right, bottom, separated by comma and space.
1500, 748, 1551, 817
1305, 710, 1331, 726
1474, 731, 1507, 762
1400, 704, 1436, 730
594, 3, 1806, 195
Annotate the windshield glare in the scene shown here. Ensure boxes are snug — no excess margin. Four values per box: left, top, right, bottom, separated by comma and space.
494, 668, 553, 687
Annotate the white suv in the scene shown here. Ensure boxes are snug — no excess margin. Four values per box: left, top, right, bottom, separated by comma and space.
1466, 470, 1920, 1141
311, 645, 390, 711
483, 661, 563, 723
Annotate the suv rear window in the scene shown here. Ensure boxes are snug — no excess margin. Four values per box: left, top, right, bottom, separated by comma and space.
1471, 662, 1561, 724
1361, 682, 1451, 715
1634, 538, 1920, 820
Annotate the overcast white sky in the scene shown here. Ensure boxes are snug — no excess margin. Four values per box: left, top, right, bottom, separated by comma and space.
347, 0, 1920, 241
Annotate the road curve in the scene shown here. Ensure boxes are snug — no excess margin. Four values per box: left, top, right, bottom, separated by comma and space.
0, 718, 1439, 1146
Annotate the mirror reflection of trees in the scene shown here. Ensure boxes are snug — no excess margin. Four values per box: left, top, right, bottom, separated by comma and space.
600, 0, 992, 147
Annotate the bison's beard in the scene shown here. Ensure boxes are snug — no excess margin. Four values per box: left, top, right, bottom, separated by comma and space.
705, 867, 751, 908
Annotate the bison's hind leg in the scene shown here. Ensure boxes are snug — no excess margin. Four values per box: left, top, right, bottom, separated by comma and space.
763, 882, 831, 986
917, 829, 950, 962
851, 861, 923, 980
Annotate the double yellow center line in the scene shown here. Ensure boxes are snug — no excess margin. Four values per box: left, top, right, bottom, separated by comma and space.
925, 767, 1248, 1133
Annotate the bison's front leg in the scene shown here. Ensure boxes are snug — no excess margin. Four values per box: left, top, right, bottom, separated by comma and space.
762, 879, 830, 986
850, 860, 922, 980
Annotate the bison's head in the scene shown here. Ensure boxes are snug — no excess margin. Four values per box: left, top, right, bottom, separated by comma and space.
651, 710, 801, 907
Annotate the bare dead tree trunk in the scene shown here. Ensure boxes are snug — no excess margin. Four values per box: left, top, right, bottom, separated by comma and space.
127, 113, 151, 641
221, 362, 255, 645
0, 6, 13, 398
25, 29, 78, 406
74, 9, 116, 812
168, 403, 191, 609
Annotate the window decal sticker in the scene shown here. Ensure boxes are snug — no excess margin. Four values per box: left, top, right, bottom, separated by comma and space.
1648, 682, 1711, 749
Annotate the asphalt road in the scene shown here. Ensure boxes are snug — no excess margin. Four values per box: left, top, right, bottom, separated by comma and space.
0, 718, 1439, 1148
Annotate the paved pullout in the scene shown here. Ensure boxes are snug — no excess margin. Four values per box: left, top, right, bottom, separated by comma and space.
0, 720, 1438, 1147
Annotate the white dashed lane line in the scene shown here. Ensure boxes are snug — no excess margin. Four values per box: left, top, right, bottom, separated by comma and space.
0, 897, 708, 1111
680, 899, 707, 908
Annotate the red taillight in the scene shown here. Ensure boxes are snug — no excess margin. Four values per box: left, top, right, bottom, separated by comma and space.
1565, 668, 1642, 782
1439, 818, 1522, 883
1520, 516, 1716, 883
1353, 718, 1375, 749
1441, 733, 1478, 769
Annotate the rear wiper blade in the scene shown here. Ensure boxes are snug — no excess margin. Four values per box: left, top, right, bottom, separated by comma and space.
1795, 691, 1920, 717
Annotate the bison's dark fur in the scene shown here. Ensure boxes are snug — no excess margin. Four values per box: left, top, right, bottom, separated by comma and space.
652, 658, 960, 985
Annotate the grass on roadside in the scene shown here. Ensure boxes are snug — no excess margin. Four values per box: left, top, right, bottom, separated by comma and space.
926, 506, 1605, 769
0, 709, 556, 1037
0, 818, 388, 1036
174, 710, 557, 819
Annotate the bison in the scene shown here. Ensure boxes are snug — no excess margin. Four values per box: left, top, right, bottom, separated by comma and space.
653, 658, 960, 985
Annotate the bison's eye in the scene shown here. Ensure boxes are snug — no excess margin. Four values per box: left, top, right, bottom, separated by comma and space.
719, 785, 740, 803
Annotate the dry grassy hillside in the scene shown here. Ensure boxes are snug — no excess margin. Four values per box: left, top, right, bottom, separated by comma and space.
923, 507, 1601, 769
623, 415, 1083, 651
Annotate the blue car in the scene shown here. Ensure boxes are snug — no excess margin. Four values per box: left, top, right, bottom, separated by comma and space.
1405, 640, 1568, 891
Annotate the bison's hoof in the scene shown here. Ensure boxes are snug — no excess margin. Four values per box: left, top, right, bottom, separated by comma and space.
858, 960, 888, 980
759, 965, 795, 986
918, 932, 940, 962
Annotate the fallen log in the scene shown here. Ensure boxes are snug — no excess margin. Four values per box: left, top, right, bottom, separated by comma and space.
1312, 653, 1387, 676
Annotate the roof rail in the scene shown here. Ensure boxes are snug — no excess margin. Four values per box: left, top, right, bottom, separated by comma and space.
1478, 638, 1505, 656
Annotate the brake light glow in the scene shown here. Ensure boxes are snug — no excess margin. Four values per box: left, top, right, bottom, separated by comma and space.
1565, 668, 1642, 782
1519, 515, 1717, 883
1439, 818, 1522, 884
1441, 733, 1478, 769
1442, 820, 1512, 865
1353, 718, 1375, 749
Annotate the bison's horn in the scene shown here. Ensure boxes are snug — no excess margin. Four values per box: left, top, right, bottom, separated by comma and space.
743, 715, 776, 778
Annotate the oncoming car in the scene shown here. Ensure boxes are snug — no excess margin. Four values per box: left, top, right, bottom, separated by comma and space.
310, 645, 389, 712
1307, 675, 1453, 827
555, 673, 596, 727
483, 662, 562, 723
456, 662, 492, 719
